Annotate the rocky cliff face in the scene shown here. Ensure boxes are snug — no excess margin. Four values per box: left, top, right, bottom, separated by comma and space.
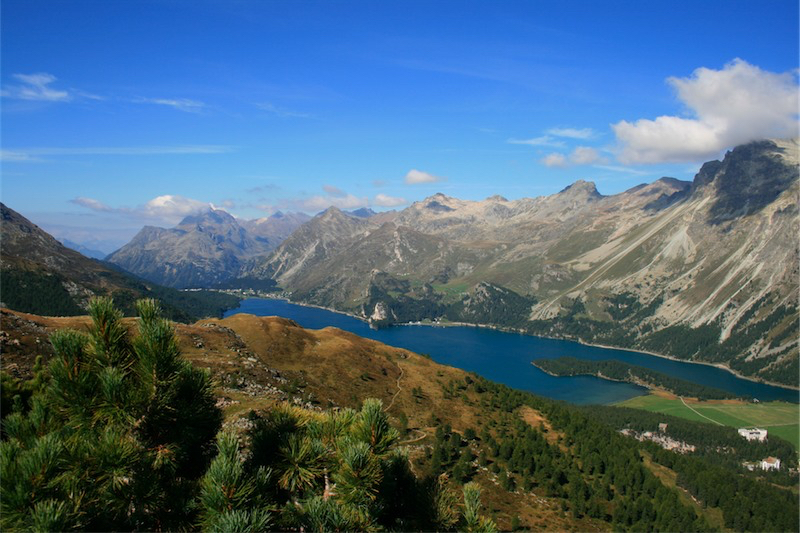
247, 139, 799, 385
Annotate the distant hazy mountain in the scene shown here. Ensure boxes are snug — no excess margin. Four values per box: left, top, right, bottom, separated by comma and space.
347, 207, 378, 218
107, 209, 309, 288
0, 203, 238, 320
108, 209, 264, 288
240, 211, 311, 244
246, 139, 799, 385
59, 238, 107, 260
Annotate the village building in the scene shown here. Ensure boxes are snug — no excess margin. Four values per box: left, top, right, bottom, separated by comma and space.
737, 427, 767, 442
760, 457, 781, 471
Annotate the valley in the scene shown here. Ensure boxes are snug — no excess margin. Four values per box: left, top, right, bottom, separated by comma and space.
3, 3, 798, 530
617, 392, 800, 449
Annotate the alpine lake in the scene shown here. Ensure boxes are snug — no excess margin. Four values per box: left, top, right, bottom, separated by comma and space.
225, 298, 799, 406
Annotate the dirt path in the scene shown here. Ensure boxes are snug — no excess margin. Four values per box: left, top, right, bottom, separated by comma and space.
401, 428, 428, 444
384, 359, 405, 412
680, 396, 724, 426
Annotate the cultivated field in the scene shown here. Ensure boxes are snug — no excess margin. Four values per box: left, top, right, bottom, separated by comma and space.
617, 392, 800, 449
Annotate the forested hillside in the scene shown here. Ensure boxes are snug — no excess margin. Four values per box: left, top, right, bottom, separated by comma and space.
533, 357, 749, 400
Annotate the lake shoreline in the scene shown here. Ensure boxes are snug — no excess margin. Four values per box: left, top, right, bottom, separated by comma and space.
226, 296, 799, 395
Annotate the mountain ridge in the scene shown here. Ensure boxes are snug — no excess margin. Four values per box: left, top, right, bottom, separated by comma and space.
244, 138, 799, 385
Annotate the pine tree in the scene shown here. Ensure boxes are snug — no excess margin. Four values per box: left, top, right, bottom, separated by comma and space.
0, 297, 222, 531
198, 432, 274, 532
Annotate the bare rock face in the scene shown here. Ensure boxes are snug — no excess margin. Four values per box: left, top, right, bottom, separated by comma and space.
246, 139, 798, 385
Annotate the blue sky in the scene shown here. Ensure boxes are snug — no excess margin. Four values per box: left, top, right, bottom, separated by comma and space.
2, 0, 798, 251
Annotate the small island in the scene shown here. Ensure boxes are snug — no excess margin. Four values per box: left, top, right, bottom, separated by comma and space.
533, 356, 750, 401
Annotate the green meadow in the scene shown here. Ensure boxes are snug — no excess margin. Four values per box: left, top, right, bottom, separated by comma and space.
617, 393, 800, 449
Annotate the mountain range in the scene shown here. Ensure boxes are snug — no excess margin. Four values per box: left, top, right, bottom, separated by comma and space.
59, 238, 107, 260
4, 139, 797, 386
243, 139, 799, 386
106, 210, 310, 288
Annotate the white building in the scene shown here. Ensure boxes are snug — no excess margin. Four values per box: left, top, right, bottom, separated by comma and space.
760, 457, 781, 471
738, 427, 768, 442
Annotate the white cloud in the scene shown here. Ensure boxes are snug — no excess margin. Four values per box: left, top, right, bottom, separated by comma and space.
507, 135, 565, 148
613, 59, 799, 164
322, 184, 346, 197
137, 97, 206, 113
256, 102, 313, 118
541, 146, 607, 167
141, 195, 211, 219
404, 169, 445, 184
541, 153, 568, 167
71, 194, 212, 226
546, 127, 595, 139
570, 146, 606, 165
2, 145, 234, 161
374, 193, 407, 207
0, 150, 36, 162
279, 185, 370, 212
297, 194, 369, 211
592, 165, 650, 176
2, 73, 71, 101
216, 199, 237, 209
71, 197, 114, 212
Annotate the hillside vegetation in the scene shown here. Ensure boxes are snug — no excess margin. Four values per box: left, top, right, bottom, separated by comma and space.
2, 303, 797, 531
533, 356, 749, 400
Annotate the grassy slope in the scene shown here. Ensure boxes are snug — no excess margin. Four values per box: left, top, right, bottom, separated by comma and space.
617, 392, 799, 449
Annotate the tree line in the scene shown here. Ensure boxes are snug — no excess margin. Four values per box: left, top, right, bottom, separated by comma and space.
533, 356, 749, 400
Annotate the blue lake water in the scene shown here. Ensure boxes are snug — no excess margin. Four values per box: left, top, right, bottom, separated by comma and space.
225, 298, 799, 405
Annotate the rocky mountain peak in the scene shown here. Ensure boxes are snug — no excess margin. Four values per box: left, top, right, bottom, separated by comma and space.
420, 193, 458, 213
317, 206, 349, 220
176, 208, 235, 231
348, 207, 377, 218
557, 179, 602, 200
486, 194, 509, 202
691, 138, 799, 224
